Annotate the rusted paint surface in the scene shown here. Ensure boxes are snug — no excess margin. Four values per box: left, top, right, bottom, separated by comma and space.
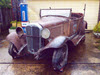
38, 16, 68, 28
6, 11, 86, 52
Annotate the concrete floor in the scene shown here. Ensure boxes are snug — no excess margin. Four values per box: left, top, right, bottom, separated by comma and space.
0, 31, 100, 75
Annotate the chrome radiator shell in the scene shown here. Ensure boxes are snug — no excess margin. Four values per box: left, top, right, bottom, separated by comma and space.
26, 23, 42, 52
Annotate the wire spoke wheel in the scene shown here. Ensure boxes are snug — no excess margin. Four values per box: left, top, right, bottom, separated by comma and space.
52, 44, 68, 72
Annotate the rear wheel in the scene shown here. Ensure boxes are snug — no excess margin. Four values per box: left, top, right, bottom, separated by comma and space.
8, 42, 19, 59
52, 44, 68, 72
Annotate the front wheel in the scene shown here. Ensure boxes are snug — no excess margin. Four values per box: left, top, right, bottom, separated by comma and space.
52, 44, 68, 72
8, 42, 19, 59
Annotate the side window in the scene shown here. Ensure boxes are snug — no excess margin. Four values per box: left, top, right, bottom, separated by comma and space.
69, 20, 78, 36
72, 20, 78, 34
73, 24, 77, 33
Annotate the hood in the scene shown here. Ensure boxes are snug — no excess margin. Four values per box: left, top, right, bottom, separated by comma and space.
37, 16, 69, 28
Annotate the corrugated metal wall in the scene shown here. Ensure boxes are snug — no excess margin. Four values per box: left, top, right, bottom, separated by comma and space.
27, 0, 99, 30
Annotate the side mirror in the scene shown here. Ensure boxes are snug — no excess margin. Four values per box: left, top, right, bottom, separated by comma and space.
16, 27, 24, 38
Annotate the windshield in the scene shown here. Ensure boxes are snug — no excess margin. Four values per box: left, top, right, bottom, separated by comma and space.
40, 9, 72, 18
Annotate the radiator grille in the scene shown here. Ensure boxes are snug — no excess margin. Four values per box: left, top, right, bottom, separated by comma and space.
26, 25, 41, 52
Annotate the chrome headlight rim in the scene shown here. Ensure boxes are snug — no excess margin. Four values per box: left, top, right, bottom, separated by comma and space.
41, 28, 50, 39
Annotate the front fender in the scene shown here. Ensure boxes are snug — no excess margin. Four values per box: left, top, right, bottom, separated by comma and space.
45, 36, 69, 49
6, 32, 22, 50
35, 36, 70, 59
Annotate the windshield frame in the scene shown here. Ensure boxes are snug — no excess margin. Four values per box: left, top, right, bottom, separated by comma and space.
40, 8, 72, 18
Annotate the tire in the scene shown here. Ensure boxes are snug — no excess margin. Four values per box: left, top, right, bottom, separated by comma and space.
8, 42, 19, 59
52, 44, 68, 72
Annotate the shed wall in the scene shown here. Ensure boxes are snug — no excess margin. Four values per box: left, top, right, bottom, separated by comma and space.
27, 0, 99, 30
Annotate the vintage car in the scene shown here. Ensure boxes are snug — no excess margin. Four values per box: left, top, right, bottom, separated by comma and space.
6, 8, 87, 72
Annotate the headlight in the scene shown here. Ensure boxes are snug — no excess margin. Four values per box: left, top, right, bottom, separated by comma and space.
41, 28, 50, 39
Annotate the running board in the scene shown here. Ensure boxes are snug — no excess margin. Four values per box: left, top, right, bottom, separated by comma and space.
71, 35, 85, 46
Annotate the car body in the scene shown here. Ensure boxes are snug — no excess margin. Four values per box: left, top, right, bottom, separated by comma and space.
6, 8, 87, 72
